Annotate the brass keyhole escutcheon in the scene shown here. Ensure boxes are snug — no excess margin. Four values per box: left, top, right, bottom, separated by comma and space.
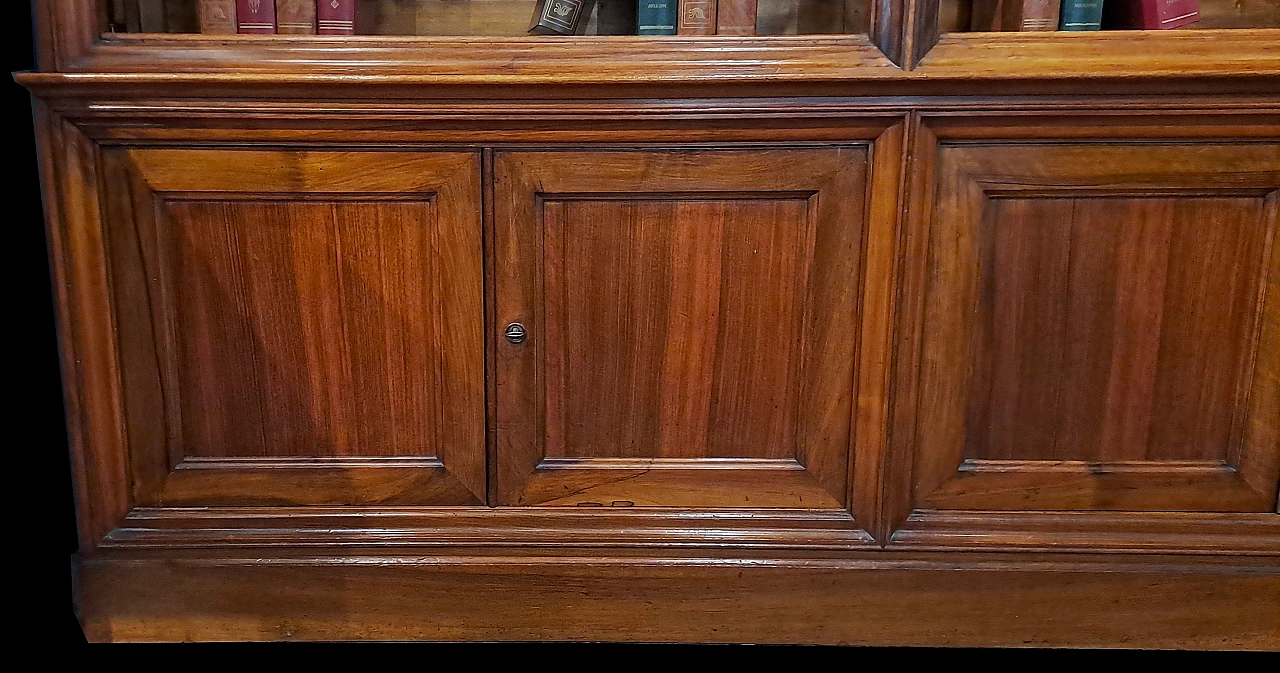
505, 322, 527, 345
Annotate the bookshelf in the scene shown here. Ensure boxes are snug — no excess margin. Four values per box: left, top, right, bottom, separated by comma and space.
21, 0, 1280, 645
104, 0, 876, 35
938, 0, 1278, 31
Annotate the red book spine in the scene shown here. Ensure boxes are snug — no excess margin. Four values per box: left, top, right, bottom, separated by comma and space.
1149, 0, 1199, 29
236, 0, 276, 33
1109, 0, 1200, 29
678, 0, 717, 35
318, 0, 357, 35
716, 0, 756, 35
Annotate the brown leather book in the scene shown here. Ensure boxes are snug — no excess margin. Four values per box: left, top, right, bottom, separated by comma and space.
276, 0, 316, 34
678, 0, 717, 35
971, 0, 1061, 31
199, 0, 238, 34
716, 0, 756, 35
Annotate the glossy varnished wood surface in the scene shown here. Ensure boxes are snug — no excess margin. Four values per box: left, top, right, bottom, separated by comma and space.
964, 197, 1269, 465
73, 554, 1279, 646
907, 141, 1280, 513
102, 149, 487, 507
543, 198, 810, 462
494, 148, 866, 508
26, 0, 1280, 647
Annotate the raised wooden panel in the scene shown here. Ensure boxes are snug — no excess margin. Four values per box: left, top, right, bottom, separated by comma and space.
166, 200, 445, 460
964, 196, 1267, 465
495, 149, 867, 508
544, 199, 810, 461
908, 142, 1280, 512
103, 149, 486, 507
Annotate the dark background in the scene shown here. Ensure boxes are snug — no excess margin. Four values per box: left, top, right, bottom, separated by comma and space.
9, 2, 84, 644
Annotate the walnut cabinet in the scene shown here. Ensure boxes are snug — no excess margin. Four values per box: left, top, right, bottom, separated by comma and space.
23, 0, 1280, 646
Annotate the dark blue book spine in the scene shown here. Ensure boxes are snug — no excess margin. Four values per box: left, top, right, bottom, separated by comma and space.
638, 1, 677, 34
1059, 0, 1105, 30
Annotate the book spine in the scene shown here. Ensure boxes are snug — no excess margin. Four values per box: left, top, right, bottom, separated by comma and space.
276, 0, 316, 34
530, 0, 595, 35
678, 0, 717, 35
1010, 0, 1060, 30
716, 0, 756, 35
139, 0, 167, 31
318, 0, 357, 35
1150, 0, 1200, 29
200, 0, 238, 34
595, 0, 639, 34
638, 1, 678, 34
1059, 0, 1104, 30
970, 0, 1004, 31
236, 0, 276, 33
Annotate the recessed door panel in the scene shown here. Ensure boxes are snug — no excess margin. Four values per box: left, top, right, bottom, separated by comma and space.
104, 150, 486, 506
909, 142, 1280, 512
495, 149, 868, 508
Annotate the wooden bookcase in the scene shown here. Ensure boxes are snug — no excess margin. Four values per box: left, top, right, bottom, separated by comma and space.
21, 0, 1280, 646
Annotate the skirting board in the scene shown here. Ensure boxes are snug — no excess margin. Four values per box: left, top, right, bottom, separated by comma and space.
74, 553, 1280, 646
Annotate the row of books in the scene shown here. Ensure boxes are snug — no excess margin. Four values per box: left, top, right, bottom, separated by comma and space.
533, 1, 759, 35
192, 0, 357, 34
975, 0, 1201, 31
143, 0, 1202, 36
182, 1, 760, 36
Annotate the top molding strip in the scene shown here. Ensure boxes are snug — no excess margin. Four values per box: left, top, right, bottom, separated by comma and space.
24, 1, 1280, 98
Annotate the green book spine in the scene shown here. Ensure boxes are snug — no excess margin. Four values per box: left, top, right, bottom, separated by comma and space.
638, 1, 677, 34
1059, 0, 1105, 30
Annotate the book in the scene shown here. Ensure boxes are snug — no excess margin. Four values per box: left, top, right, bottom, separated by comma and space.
717, 0, 756, 35
530, 0, 597, 34
276, 0, 316, 34
592, 0, 639, 34
236, 0, 276, 33
1103, 0, 1201, 29
1059, 0, 1105, 30
139, 0, 167, 31
970, 1, 1060, 31
638, 1, 678, 34
115, 0, 143, 32
843, 0, 869, 34
678, 0, 717, 35
318, 0, 357, 35
199, 0, 238, 33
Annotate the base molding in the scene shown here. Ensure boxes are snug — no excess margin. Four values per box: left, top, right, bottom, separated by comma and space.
75, 552, 1280, 646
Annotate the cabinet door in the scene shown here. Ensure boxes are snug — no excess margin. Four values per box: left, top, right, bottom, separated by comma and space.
494, 149, 867, 507
906, 141, 1280, 513
104, 150, 486, 506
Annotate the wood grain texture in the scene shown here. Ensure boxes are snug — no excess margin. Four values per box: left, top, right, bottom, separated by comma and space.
103, 149, 487, 507
74, 554, 1280, 647
907, 140, 1280, 513
33, 101, 131, 553
97, 505, 1276, 556
495, 149, 868, 509
852, 119, 910, 543
26, 0, 1280, 99
17, 36, 1279, 101
964, 196, 1268, 465
25, 0, 1280, 644
544, 198, 808, 461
